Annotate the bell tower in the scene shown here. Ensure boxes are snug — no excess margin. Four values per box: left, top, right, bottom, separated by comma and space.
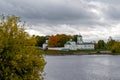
77, 34, 83, 44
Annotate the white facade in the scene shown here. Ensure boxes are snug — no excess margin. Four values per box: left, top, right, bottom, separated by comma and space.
64, 39, 77, 50
64, 35, 94, 50
42, 40, 48, 50
42, 43, 48, 50
77, 44, 94, 50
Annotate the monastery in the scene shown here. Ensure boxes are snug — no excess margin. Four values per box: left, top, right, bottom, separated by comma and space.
42, 34, 95, 50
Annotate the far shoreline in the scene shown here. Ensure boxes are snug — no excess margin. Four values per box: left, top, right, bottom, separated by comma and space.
42, 49, 120, 55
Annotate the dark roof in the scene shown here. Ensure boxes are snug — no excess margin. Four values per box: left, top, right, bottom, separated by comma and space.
78, 35, 82, 37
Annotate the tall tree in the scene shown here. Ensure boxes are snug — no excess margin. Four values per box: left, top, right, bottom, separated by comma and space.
36, 36, 46, 47
107, 36, 116, 50
97, 40, 106, 49
0, 15, 45, 80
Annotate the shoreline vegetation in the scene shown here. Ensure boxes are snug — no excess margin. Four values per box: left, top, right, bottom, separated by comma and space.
42, 49, 119, 55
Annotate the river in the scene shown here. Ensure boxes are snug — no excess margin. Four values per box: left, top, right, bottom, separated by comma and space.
44, 55, 120, 80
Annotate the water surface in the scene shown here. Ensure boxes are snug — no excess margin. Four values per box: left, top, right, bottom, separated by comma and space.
45, 55, 120, 80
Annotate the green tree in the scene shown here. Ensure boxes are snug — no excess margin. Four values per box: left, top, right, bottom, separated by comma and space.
72, 35, 77, 42
0, 15, 45, 80
35, 36, 46, 47
97, 40, 106, 49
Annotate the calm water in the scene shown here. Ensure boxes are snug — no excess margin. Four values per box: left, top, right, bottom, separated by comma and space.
44, 55, 120, 80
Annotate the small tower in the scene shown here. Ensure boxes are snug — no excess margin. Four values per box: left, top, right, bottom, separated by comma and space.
77, 34, 83, 44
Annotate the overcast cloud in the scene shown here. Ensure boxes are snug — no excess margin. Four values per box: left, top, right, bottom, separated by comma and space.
0, 0, 120, 41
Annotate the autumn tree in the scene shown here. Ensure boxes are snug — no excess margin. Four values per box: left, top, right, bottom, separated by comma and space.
107, 36, 116, 50
0, 15, 45, 80
111, 42, 120, 54
48, 34, 72, 47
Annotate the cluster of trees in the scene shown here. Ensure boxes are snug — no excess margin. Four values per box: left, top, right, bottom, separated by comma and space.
48, 34, 78, 47
48, 34, 73, 47
35, 34, 77, 47
95, 40, 106, 49
95, 37, 120, 54
0, 15, 45, 80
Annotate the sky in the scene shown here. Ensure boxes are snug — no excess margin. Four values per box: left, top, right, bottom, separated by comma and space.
0, 0, 120, 41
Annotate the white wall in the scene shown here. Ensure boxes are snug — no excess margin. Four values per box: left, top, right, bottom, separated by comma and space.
48, 47, 64, 50
77, 44, 94, 50
42, 43, 48, 50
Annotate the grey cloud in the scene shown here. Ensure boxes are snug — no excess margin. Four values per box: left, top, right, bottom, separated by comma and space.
105, 5, 120, 20
85, 0, 120, 21
0, 0, 120, 41
0, 0, 119, 24
0, 0, 100, 25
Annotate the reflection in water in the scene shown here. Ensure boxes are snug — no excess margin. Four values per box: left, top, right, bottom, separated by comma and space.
45, 55, 120, 80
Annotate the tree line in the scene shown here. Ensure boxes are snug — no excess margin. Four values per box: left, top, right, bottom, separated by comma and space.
95, 37, 120, 54
35, 34, 120, 54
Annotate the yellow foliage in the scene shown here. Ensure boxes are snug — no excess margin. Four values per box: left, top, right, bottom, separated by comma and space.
0, 15, 46, 80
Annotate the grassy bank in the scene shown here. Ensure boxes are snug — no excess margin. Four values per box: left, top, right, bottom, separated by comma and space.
43, 50, 113, 55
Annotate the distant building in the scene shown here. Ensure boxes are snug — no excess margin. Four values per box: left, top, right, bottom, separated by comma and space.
42, 35, 50, 50
42, 40, 48, 50
64, 34, 94, 50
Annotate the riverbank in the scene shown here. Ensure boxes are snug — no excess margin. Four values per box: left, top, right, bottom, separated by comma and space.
43, 50, 113, 55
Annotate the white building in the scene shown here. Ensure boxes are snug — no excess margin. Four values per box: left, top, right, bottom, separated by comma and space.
42, 35, 50, 50
64, 35, 94, 50
42, 40, 48, 50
